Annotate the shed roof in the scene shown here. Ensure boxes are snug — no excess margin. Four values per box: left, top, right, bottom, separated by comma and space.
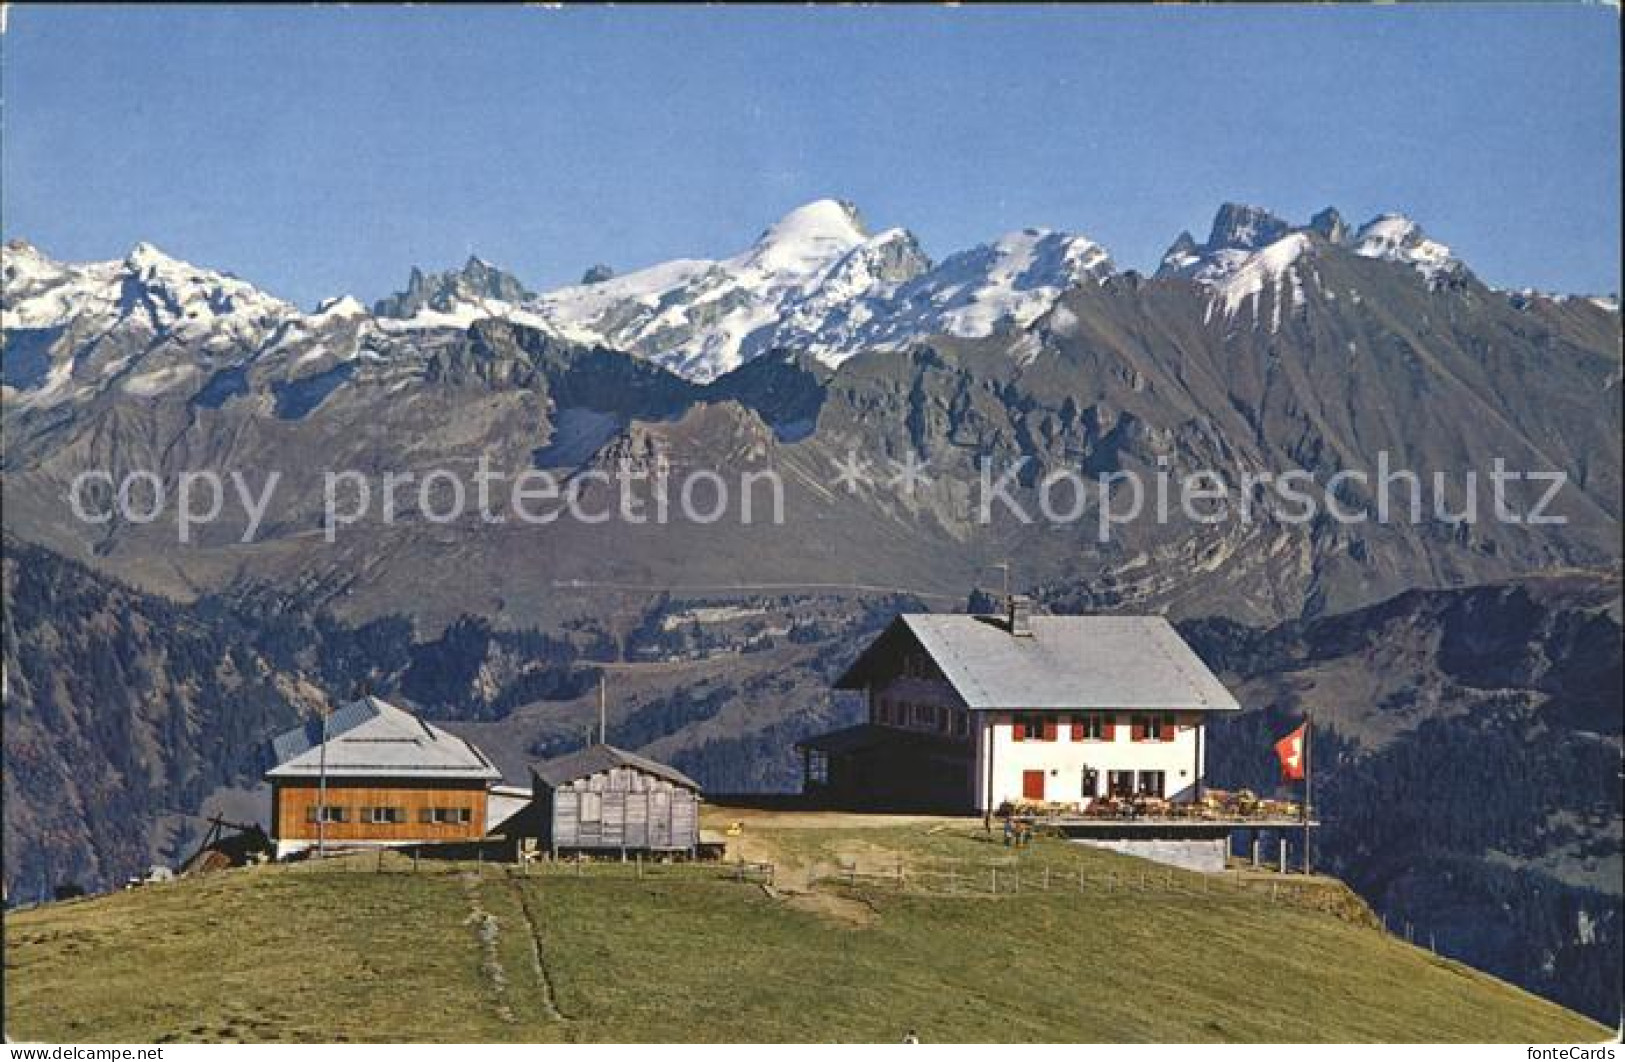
835, 614, 1240, 711
531, 744, 701, 791
265, 696, 502, 780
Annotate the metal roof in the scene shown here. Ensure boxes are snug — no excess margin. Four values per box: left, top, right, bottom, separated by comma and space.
265, 696, 502, 780
531, 744, 701, 791
834, 614, 1241, 712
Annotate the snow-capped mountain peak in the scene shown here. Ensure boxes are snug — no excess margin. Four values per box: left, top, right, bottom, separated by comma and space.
1205, 202, 1292, 252
373, 255, 533, 321
1160, 204, 1472, 329
2, 240, 293, 336
741, 198, 870, 275
1350, 213, 1462, 282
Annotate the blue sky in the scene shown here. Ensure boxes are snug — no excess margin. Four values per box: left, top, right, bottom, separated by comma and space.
3, 5, 1619, 307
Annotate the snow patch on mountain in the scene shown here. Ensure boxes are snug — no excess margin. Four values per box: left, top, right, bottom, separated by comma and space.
1162, 203, 1470, 330
1206, 233, 1312, 327
1351, 214, 1462, 282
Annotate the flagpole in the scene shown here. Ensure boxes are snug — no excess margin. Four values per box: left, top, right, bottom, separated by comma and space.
1302, 711, 1312, 876
317, 703, 329, 860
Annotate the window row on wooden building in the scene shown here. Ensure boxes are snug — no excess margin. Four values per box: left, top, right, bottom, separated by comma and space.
874, 698, 973, 739
303, 805, 474, 825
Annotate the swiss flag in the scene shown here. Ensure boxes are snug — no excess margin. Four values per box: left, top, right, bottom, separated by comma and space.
1274, 723, 1308, 781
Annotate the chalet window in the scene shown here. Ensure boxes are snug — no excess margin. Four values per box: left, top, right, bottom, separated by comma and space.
1138, 771, 1166, 798
1107, 770, 1135, 798
306, 805, 347, 824
1013, 714, 1052, 741
1073, 714, 1107, 741
364, 807, 404, 825
424, 807, 472, 825
913, 703, 934, 728
579, 793, 602, 824
1132, 713, 1176, 742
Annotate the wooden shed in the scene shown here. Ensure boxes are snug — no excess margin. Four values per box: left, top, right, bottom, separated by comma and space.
530, 744, 702, 857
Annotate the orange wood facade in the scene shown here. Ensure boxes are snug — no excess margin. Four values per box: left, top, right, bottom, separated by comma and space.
272, 779, 489, 843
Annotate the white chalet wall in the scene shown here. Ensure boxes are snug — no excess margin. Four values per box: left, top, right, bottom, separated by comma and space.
977, 711, 1206, 811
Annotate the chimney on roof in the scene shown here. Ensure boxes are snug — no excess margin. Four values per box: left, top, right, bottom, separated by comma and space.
1007, 594, 1034, 637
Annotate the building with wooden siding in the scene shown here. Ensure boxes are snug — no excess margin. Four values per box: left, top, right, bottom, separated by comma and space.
265, 696, 502, 859
797, 597, 1241, 815
529, 745, 701, 858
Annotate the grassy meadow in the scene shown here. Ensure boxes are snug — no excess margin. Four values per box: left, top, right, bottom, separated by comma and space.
3, 813, 1610, 1043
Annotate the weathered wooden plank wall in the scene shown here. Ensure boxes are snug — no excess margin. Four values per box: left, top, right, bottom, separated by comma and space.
543, 767, 699, 851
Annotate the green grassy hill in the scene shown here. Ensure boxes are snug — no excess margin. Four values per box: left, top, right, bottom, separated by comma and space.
4, 814, 1611, 1043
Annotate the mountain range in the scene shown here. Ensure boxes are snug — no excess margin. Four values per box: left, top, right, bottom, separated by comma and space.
13, 198, 1612, 396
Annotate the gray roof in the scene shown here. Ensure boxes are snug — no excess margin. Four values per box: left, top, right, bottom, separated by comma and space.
835, 614, 1241, 712
266, 696, 502, 780
531, 744, 701, 791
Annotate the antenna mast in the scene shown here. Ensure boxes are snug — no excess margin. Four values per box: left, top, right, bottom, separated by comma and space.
988, 562, 1011, 606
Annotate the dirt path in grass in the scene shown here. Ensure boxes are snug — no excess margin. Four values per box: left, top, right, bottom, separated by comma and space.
705, 808, 981, 926
459, 872, 516, 1025
507, 876, 570, 1022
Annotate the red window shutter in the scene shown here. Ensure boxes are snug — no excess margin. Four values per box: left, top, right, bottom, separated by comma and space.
1070, 718, 1084, 741
1011, 718, 1024, 743
1103, 717, 1116, 741
1160, 717, 1176, 742
1043, 720, 1057, 742
1132, 719, 1146, 742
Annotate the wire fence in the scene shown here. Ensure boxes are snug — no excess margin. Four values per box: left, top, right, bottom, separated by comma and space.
806, 859, 1321, 900
275, 848, 1354, 922
279, 848, 775, 886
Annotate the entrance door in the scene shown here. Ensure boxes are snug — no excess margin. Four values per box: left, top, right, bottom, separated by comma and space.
1022, 770, 1046, 801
